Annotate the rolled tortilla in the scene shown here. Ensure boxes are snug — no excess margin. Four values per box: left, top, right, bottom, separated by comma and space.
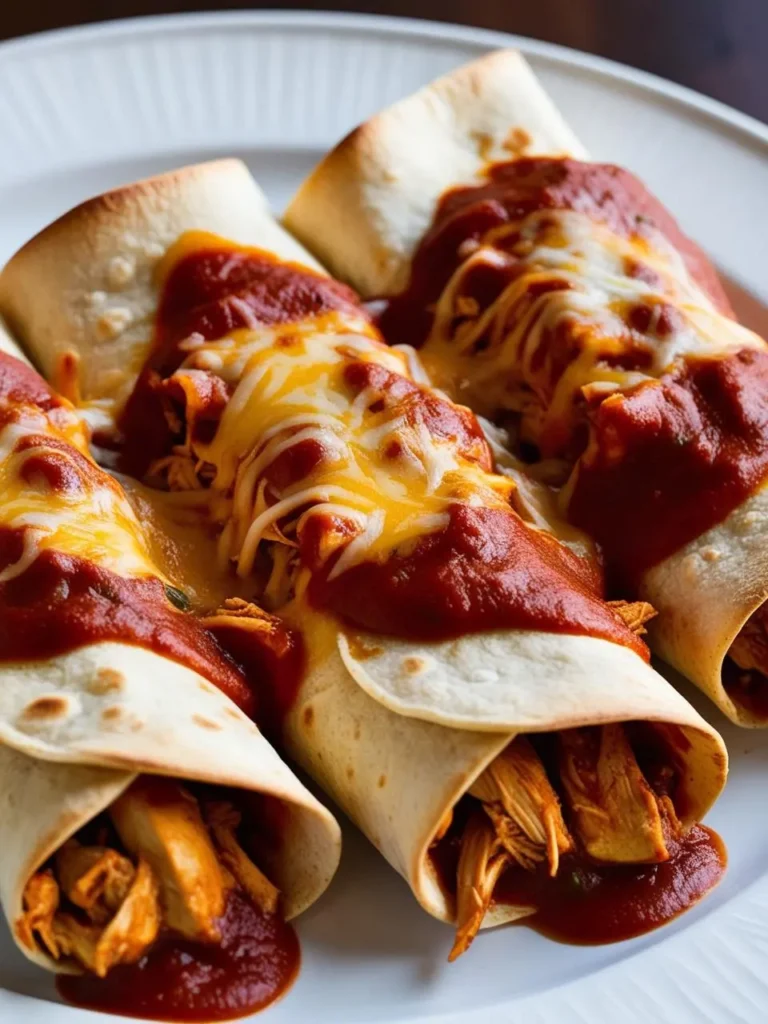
0, 163, 728, 954
284, 49, 768, 727
0, 158, 320, 412
0, 331, 340, 1002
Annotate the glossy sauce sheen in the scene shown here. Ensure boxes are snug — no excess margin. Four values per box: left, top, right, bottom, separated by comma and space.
148, 243, 649, 655
0, 527, 256, 716
500, 824, 725, 943
375, 157, 768, 578
569, 348, 768, 584
58, 889, 300, 1022
431, 813, 725, 945
377, 157, 733, 348
306, 503, 647, 657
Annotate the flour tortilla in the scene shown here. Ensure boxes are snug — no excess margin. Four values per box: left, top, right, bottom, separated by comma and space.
286, 606, 726, 926
0, 162, 727, 934
284, 49, 585, 297
284, 48, 768, 726
0, 334, 341, 973
0, 159, 322, 412
0, 639, 342, 972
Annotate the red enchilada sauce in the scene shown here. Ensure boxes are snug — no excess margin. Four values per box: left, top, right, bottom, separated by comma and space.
306, 502, 646, 658
430, 806, 725, 945
0, 351, 302, 720
0, 355, 303, 1022
146, 246, 647, 657
58, 889, 300, 1022
375, 157, 768, 578
377, 157, 733, 350
569, 347, 768, 586
119, 239, 365, 477
0, 527, 255, 717
206, 615, 306, 740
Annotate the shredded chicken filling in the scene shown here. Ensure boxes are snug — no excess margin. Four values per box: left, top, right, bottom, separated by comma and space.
17, 777, 280, 977
729, 601, 768, 683
444, 722, 682, 960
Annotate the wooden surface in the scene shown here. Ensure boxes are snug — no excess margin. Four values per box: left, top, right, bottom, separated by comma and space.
0, 0, 766, 123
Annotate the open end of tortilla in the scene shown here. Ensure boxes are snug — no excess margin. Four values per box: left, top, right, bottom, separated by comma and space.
12, 766, 303, 1018
412, 718, 726, 960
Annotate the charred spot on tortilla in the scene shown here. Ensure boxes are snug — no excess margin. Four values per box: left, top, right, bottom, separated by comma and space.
471, 131, 495, 161
192, 714, 221, 731
101, 705, 123, 722
20, 695, 71, 721
345, 635, 384, 661
402, 656, 428, 676
88, 669, 125, 695
302, 706, 314, 729
503, 127, 532, 155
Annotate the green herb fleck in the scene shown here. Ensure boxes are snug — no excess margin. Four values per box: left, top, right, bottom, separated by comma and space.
569, 871, 584, 892
165, 585, 190, 611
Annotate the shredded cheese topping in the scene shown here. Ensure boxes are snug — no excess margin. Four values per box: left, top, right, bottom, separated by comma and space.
0, 400, 160, 582
155, 311, 516, 602
419, 208, 763, 459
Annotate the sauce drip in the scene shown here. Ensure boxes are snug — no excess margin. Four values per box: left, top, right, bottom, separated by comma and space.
568, 348, 768, 584
58, 889, 300, 1022
496, 824, 725, 944
0, 528, 256, 716
377, 157, 732, 348
430, 804, 725, 946
206, 619, 306, 740
306, 503, 647, 657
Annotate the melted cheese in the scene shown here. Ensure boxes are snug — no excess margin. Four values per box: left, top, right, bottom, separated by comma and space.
0, 402, 160, 582
420, 208, 763, 456
161, 311, 515, 592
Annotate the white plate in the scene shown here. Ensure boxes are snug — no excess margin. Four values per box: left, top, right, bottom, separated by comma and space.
0, 11, 767, 1024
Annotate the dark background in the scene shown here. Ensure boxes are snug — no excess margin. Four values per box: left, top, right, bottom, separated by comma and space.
0, 0, 766, 122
